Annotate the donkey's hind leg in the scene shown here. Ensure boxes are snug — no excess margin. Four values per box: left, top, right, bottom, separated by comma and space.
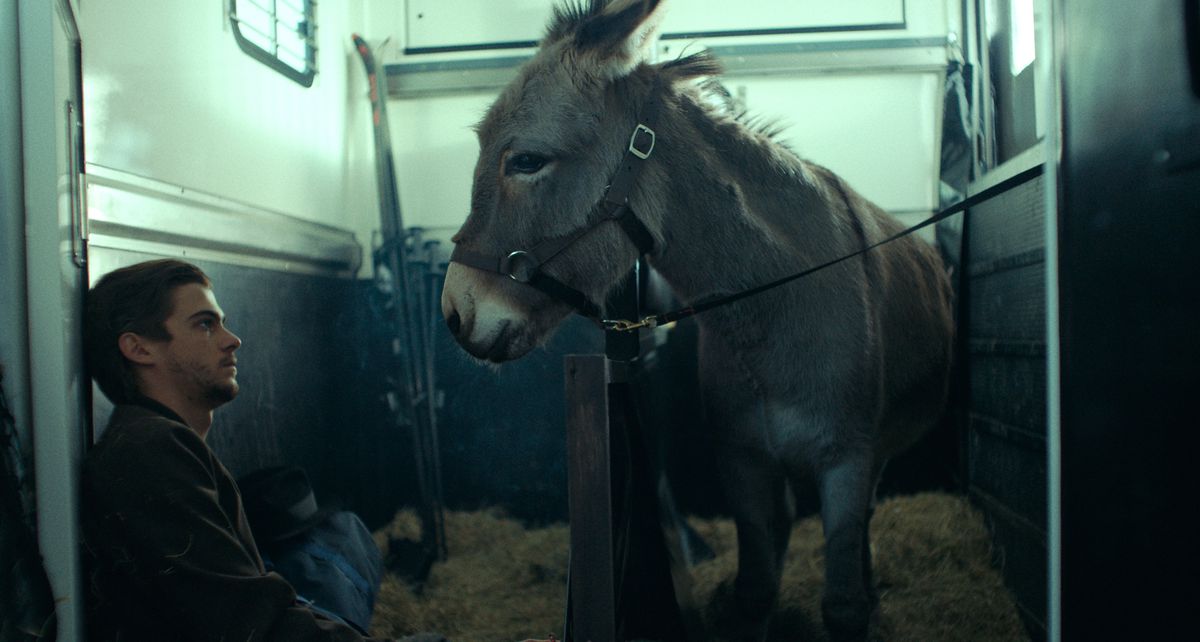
713, 443, 793, 641
862, 459, 886, 607
817, 451, 879, 642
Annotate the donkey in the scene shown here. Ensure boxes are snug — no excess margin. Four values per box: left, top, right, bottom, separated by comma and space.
440, 1, 954, 639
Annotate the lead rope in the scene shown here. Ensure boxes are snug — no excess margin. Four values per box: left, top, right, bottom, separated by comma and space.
601, 163, 1044, 332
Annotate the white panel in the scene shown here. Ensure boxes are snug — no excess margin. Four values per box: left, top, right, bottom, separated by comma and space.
732, 72, 943, 213
663, 0, 904, 35
659, 0, 952, 53
405, 0, 551, 49
405, 0, 909, 51
80, 0, 379, 251
388, 92, 496, 229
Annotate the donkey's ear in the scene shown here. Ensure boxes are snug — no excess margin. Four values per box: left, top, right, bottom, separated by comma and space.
572, 0, 667, 79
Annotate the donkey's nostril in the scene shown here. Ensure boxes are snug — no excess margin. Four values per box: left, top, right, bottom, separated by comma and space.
446, 311, 461, 336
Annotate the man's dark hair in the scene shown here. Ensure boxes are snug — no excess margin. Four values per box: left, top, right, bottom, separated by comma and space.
84, 259, 212, 404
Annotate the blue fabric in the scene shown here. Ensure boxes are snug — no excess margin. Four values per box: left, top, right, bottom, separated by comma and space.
300, 540, 372, 595
259, 510, 383, 635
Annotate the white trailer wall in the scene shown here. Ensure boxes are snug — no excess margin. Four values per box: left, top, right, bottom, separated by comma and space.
81, 0, 382, 255
74, 0, 959, 273
77, 0, 958, 267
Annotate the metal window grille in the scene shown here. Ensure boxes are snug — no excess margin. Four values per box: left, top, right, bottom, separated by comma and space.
229, 0, 318, 87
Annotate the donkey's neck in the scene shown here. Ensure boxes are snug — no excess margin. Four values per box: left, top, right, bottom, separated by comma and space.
641, 92, 852, 306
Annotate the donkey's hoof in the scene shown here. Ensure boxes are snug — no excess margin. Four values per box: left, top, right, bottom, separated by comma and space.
822, 593, 873, 642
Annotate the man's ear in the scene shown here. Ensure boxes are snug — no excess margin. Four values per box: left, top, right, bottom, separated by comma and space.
117, 332, 157, 366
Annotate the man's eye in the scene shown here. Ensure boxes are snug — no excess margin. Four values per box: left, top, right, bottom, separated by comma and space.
506, 153, 548, 175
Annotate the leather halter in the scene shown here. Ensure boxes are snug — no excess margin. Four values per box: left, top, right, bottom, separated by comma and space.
449, 88, 660, 321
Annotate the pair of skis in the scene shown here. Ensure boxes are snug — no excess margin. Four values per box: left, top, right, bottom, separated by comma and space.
353, 34, 446, 580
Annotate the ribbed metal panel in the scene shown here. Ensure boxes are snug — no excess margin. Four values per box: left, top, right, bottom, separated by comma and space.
963, 171, 1048, 637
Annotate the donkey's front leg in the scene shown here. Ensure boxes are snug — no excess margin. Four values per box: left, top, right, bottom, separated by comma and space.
715, 443, 793, 641
817, 452, 878, 642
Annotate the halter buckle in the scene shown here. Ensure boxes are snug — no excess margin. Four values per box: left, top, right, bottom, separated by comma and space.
500, 250, 539, 283
628, 124, 655, 160
601, 316, 658, 332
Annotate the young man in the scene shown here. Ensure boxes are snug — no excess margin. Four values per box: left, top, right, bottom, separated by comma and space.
82, 259, 439, 641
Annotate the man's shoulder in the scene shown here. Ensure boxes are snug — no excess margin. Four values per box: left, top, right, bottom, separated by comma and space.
86, 404, 210, 474
96, 404, 199, 446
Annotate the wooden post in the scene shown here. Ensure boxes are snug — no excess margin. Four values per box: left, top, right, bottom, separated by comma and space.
564, 355, 618, 642
564, 263, 691, 641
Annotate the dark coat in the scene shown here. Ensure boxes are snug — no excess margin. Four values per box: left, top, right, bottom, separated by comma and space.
81, 401, 389, 641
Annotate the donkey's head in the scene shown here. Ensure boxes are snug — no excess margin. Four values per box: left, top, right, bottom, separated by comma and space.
441, 0, 670, 363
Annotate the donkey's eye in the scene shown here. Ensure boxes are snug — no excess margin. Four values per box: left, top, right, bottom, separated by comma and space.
506, 153, 548, 175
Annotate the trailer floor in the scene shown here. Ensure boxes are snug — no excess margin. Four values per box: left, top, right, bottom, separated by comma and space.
371, 492, 1029, 641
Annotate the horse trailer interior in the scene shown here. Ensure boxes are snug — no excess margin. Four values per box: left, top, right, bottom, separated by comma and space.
1, 0, 1196, 640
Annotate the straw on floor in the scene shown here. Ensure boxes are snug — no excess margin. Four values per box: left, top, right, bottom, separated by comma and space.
370, 492, 1030, 642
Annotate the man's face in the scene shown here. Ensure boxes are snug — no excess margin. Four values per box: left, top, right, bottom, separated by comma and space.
155, 283, 242, 407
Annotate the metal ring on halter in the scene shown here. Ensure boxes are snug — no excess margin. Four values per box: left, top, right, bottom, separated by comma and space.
500, 250, 539, 283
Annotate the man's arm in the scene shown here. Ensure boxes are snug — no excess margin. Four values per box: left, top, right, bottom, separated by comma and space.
83, 416, 388, 641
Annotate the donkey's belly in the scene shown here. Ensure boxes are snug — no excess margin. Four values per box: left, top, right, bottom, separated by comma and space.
696, 322, 878, 470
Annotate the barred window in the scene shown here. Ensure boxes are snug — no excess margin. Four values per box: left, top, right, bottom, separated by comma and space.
229, 0, 317, 87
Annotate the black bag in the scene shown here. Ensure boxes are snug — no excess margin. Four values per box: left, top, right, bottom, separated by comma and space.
239, 467, 383, 634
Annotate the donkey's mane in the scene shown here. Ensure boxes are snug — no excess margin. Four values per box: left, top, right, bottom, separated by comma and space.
660, 52, 791, 146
